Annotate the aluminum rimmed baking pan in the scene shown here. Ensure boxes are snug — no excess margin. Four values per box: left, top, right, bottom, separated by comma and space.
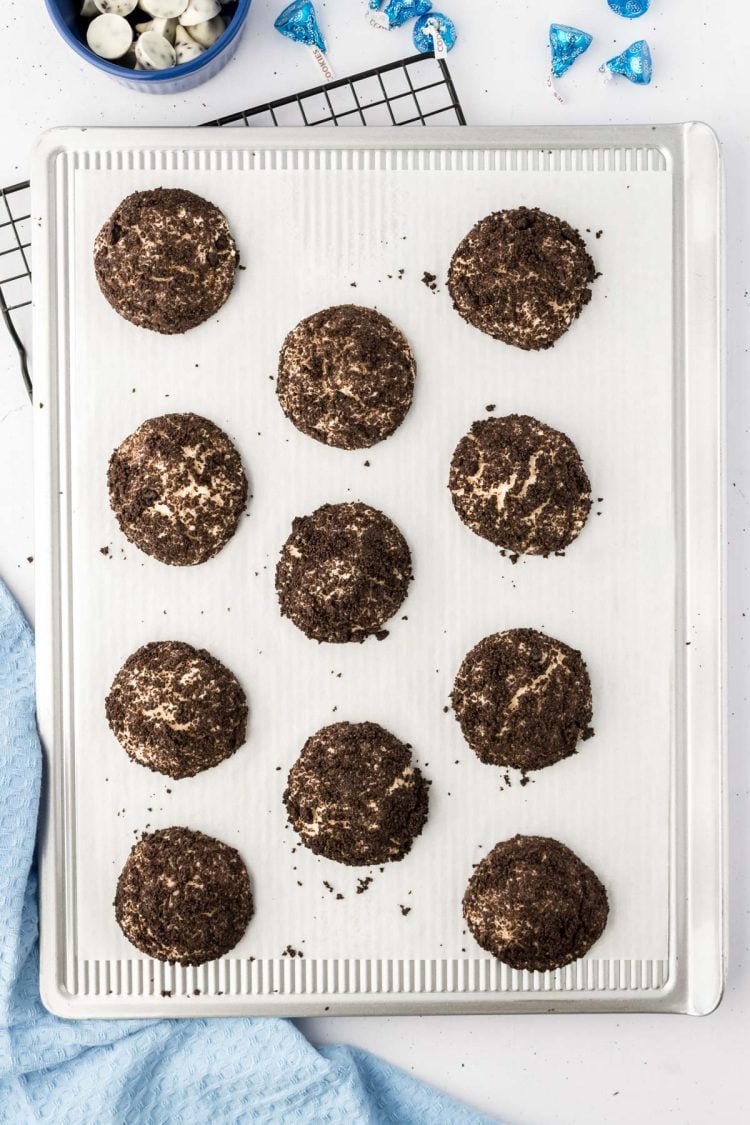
33, 125, 724, 1017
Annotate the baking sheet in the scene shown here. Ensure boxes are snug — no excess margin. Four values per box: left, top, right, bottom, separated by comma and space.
34, 127, 724, 1016
70, 159, 672, 965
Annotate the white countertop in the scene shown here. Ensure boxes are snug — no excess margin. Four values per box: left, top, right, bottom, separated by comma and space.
0, 2, 746, 1122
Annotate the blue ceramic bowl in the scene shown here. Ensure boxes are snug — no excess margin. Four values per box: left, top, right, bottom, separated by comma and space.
44, 1, 252, 94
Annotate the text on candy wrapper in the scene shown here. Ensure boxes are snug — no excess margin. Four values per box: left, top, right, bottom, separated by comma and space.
311, 45, 334, 81
423, 20, 447, 61
366, 12, 389, 30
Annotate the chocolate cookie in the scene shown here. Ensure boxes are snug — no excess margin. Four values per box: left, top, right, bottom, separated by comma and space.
275, 502, 412, 643
106, 641, 248, 780
108, 413, 247, 566
451, 629, 593, 772
462, 835, 608, 972
448, 207, 597, 350
283, 721, 430, 866
115, 827, 253, 965
94, 188, 239, 334
276, 305, 416, 449
448, 415, 591, 556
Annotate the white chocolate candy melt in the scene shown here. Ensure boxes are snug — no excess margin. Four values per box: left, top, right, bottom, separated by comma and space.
139, 0, 188, 17
174, 24, 205, 62
135, 16, 178, 43
86, 13, 133, 59
82, 0, 230, 65
135, 28, 177, 68
188, 14, 225, 47
179, 0, 221, 29
95, 0, 138, 15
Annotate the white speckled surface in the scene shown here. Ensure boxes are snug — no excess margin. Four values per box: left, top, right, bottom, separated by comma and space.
0, 2, 747, 1122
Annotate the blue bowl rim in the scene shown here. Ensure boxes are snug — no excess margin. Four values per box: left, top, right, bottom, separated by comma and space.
43, 0, 252, 83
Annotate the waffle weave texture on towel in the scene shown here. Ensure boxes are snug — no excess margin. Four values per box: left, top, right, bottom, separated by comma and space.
0, 579, 497, 1125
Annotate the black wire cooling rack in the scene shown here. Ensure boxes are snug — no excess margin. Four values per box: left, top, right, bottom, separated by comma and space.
0, 182, 32, 397
0, 52, 465, 397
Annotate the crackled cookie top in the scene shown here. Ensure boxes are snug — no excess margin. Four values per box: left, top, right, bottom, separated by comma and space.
283, 721, 430, 866
275, 501, 412, 643
106, 641, 247, 780
448, 414, 591, 557
107, 412, 247, 566
451, 629, 593, 772
277, 305, 416, 449
462, 835, 609, 972
448, 207, 597, 350
115, 827, 253, 966
94, 188, 239, 334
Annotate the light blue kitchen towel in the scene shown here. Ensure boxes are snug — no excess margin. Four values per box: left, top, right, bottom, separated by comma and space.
0, 579, 496, 1125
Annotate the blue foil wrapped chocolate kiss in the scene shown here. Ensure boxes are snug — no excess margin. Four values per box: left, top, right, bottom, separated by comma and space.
274, 0, 327, 51
603, 39, 652, 84
369, 1, 383, 8
607, 0, 650, 17
413, 12, 457, 54
384, 0, 433, 29
549, 24, 593, 79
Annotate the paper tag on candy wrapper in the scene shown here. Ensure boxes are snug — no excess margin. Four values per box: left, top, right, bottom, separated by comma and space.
309, 43, 334, 80
422, 18, 447, 59
365, 6, 390, 30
